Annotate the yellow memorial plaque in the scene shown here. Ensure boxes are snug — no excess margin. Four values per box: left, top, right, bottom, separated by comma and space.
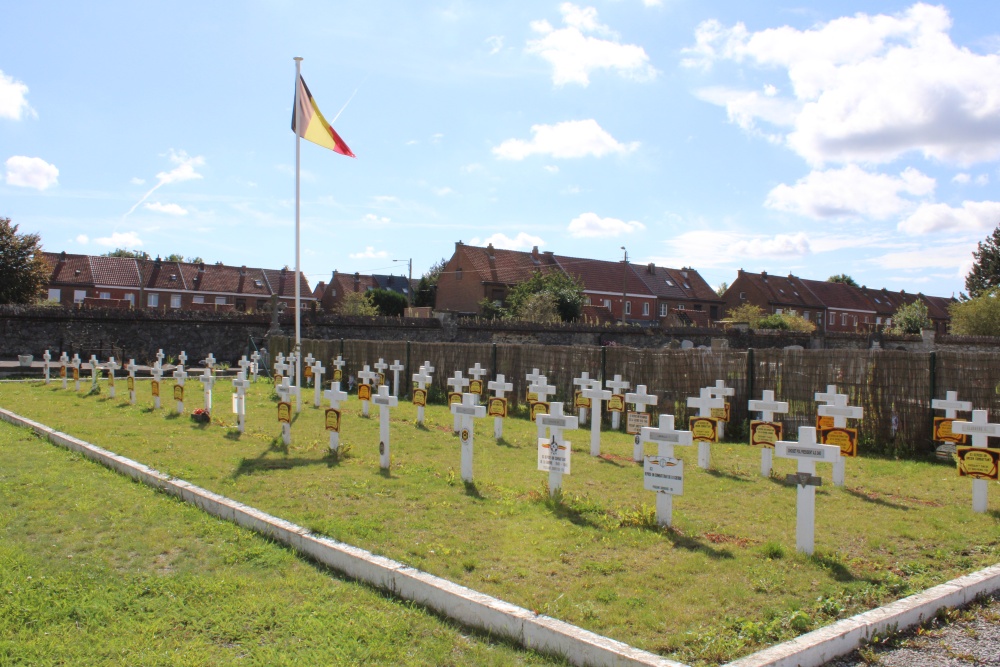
816, 415, 835, 430
377, 372, 385, 387
59, 366, 66, 378
750, 420, 782, 448
530, 401, 550, 421
689, 416, 719, 443
324, 408, 341, 432
127, 376, 135, 391
333, 369, 343, 382
412, 388, 427, 407
956, 447, 1000, 480
487, 397, 507, 418
448, 391, 462, 405
358, 384, 372, 401
173, 385, 184, 401
933, 417, 967, 444
151, 380, 160, 397
710, 403, 731, 422
625, 411, 651, 435
277, 402, 292, 424
574, 390, 591, 409
607, 394, 625, 413
72, 368, 79, 381
469, 379, 483, 395
303, 365, 313, 378
819, 427, 857, 457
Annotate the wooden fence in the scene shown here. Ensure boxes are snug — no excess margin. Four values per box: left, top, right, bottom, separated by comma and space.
270, 337, 996, 458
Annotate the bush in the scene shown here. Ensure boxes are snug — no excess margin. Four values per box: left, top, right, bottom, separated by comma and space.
950, 293, 1000, 335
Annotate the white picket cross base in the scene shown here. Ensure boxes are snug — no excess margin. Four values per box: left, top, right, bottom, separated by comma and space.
605, 374, 630, 430
749, 389, 789, 477
816, 384, 863, 487
537, 402, 578, 496
641, 414, 693, 527
452, 393, 487, 482
446, 371, 470, 433
487, 374, 513, 440
324, 383, 348, 451
776, 427, 841, 555
952, 410, 1000, 513
687, 387, 724, 469
581, 380, 611, 456
373, 385, 399, 470
626, 385, 658, 461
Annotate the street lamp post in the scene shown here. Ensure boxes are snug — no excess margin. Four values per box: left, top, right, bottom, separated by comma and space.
620, 246, 628, 325
393, 258, 413, 311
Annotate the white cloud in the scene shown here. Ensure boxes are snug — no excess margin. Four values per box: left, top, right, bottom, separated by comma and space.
977, 174, 990, 186
493, 119, 638, 160
953, 173, 971, 184
432, 186, 454, 196
870, 241, 977, 276
349, 246, 388, 259
0, 70, 33, 120
567, 212, 645, 238
685, 4, 1000, 166
486, 35, 504, 55
130, 177, 146, 185
431, 133, 444, 144
526, 3, 657, 86
76, 235, 88, 244
461, 163, 483, 173
642, 0, 663, 6
144, 202, 189, 216
363, 213, 391, 224
469, 232, 545, 251
4, 156, 58, 190
653, 230, 813, 268
544, 165, 559, 173
95, 231, 143, 248
766, 165, 935, 219
125, 150, 205, 217
897, 200, 1000, 235
694, 86, 799, 136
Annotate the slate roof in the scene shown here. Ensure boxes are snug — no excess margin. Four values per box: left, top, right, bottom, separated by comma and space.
634, 263, 722, 303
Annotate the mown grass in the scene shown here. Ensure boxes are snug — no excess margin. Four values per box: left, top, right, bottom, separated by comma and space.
0, 418, 564, 666
1, 378, 998, 665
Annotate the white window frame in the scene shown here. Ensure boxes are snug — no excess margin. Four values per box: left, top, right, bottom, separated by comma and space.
841, 313, 848, 326
99, 291, 111, 300
48, 288, 61, 302
603, 299, 611, 309
829, 311, 835, 325
147, 293, 159, 307
659, 302, 667, 317
775, 308, 783, 315
170, 294, 182, 309
642, 302, 649, 316
124, 293, 135, 306
803, 311, 810, 320
74, 290, 87, 304
215, 296, 227, 305
193, 295, 205, 304
624, 301, 632, 315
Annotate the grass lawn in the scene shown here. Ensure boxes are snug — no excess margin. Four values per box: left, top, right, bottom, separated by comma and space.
1, 378, 998, 666
0, 418, 563, 666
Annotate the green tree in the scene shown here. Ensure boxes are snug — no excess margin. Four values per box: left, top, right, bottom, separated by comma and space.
103, 248, 150, 260
949, 293, 1000, 335
503, 270, 585, 322
756, 309, 816, 332
715, 281, 728, 297
725, 303, 764, 327
514, 291, 561, 324
413, 257, 446, 308
965, 225, 1000, 298
0, 218, 49, 305
368, 288, 407, 316
827, 274, 859, 287
335, 291, 379, 316
888, 300, 931, 334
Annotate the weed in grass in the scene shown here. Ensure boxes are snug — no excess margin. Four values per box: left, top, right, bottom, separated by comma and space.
760, 541, 786, 560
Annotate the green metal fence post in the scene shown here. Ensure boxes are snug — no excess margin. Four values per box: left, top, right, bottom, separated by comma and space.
747, 347, 755, 432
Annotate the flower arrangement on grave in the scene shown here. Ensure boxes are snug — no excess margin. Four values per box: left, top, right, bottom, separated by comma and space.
191, 408, 211, 424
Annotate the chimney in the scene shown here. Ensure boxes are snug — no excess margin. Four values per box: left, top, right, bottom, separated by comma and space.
486, 243, 495, 258
354, 272, 361, 291
240, 265, 246, 276
59, 251, 66, 262
681, 270, 688, 279
455, 240, 464, 250
531, 246, 540, 262
198, 262, 205, 273
647, 263, 655, 275
761, 270, 767, 282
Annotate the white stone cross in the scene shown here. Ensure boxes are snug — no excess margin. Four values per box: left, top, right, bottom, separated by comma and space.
749, 390, 790, 477
126, 358, 138, 405
412, 365, 434, 425
708, 380, 735, 439
275, 376, 295, 445
687, 387, 725, 469
815, 384, 863, 486
626, 385, 659, 462
286, 351, 298, 386
177, 350, 188, 367
303, 352, 316, 376
274, 358, 291, 385
389, 360, 405, 397
467, 362, 488, 402
331, 354, 346, 383
59, 351, 69, 390
42, 350, 52, 384
605, 374, 631, 430
237, 355, 252, 379
952, 410, 1000, 513
250, 350, 261, 381
357, 365, 379, 417
582, 380, 612, 456
323, 383, 348, 451
373, 385, 400, 470
199, 366, 216, 412
537, 402, 578, 496
932, 391, 972, 419
421, 360, 436, 376
70, 354, 82, 391
487, 374, 514, 440
775, 427, 841, 555
451, 392, 487, 481
155, 349, 165, 366
529, 377, 557, 440
311, 360, 326, 407
150, 361, 163, 409
105, 357, 120, 399
89, 355, 100, 387
203, 353, 217, 371
572, 371, 593, 424
231, 371, 250, 432
641, 414, 694, 527
374, 358, 388, 387
173, 364, 188, 414
447, 371, 470, 433
525, 367, 544, 387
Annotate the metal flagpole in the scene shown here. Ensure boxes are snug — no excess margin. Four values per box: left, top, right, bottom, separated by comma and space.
293, 57, 303, 403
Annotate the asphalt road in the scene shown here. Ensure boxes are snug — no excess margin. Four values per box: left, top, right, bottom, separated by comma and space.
823, 592, 1000, 666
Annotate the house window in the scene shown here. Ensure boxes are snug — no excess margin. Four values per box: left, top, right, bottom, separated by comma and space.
99, 291, 111, 300
583, 296, 591, 306
739, 292, 746, 300
829, 312, 835, 325
171, 294, 182, 308
124, 293, 135, 306
642, 302, 649, 316
694, 304, 702, 311
215, 296, 227, 305
148, 293, 159, 307
803, 311, 810, 320
48, 288, 60, 302
876, 316, 882, 325
775, 308, 783, 315
603, 299, 611, 309
659, 302, 667, 317
74, 290, 86, 304
235, 298, 246, 311
677, 304, 685, 310
710, 305, 718, 319
853, 316, 858, 326
841, 313, 848, 326
257, 299, 267, 310
193, 295, 205, 304
864, 315, 870, 324
625, 301, 632, 315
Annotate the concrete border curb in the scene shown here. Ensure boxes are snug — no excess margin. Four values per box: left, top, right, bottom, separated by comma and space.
722, 564, 1000, 667
0, 407, 686, 667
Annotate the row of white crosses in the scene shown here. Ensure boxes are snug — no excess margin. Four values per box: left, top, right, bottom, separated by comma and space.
627, 385, 658, 462
412, 362, 434, 425
748, 390, 789, 477
936, 391, 996, 514
815, 384, 864, 486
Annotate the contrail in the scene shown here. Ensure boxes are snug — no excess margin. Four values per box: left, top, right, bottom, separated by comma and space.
331, 78, 366, 124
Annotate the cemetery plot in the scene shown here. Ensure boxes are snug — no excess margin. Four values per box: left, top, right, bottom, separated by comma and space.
1, 379, 998, 666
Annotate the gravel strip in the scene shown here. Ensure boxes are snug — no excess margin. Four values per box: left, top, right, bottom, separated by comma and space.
822, 592, 1000, 667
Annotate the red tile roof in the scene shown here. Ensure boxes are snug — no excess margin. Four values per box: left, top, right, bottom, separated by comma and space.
89, 256, 140, 287
801, 279, 875, 312
554, 255, 652, 295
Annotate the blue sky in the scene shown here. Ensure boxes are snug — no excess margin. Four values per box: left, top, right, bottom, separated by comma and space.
3, 1, 999, 299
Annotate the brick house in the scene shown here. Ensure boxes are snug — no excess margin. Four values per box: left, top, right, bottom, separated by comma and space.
633, 263, 725, 325
42, 252, 314, 312
722, 270, 828, 328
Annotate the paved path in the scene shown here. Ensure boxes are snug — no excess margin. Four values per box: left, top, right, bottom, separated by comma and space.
823, 592, 1000, 666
